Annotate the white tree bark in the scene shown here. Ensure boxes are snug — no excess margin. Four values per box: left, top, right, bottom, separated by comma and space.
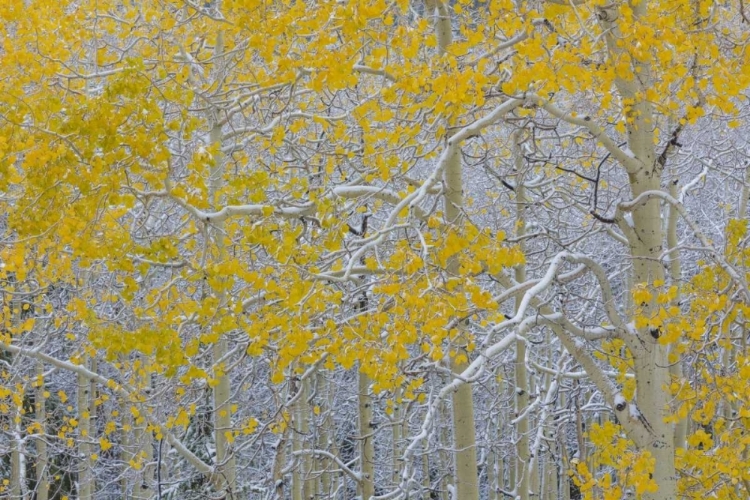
358, 370, 375, 499
667, 169, 686, 451
513, 132, 530, 500
10, 401, 23, 499
444, 137, 480, 500
292, 376, 313, 500
35, 361, 48, 500
206, 25, 237, 492
132, 367, 154, 500
77, 367, 93, 500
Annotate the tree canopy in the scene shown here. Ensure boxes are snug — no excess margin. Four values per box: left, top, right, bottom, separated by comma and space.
1, 0, 750, 499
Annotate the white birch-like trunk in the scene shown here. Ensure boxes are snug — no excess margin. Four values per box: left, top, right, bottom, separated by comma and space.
486, 446, 496, 500
10, 406, 23, 499
292, 376, 312, 500
624, 105, 676, 500
422, 441, 431, 496
597, 3, 677, 496
667, 170, 686, 450
8, 296, 23, 499
77, 367, 93, 500
271, 430, 289, 498
35, 361, 49, 500
318, 372, 333, 498
391, 384, 402, 488
443, 137, 480, 499
358, 370, 375, 499
120, 393, 131, 497
513, 136, 530, 500
132, 369, 154, 499
206, 25, 237, 492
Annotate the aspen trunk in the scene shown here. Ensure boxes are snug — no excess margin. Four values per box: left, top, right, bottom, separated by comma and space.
486, 447, 496, 500
292, 376, 312, 500
10, 403, 23, 499
507, 382, 515, 497
292, 380, 303, 500
78, 367, 93, 500
271, 431, 288, 499
597, 1, 677, 495
542, 447, 557, 500
513, 139, 530, 500
422, 441, 431, 496
514, 336, 530, 500
301, 378, 313, 500
211, 337, 236, 493
444, 136, 479, 500
423, 4, 480, 496
529, 370, 557, 500
318, 372, 333, 498
541, 351, 558, 500
90, 359, 98, 494
358, 370, 375, 499
8, 296, 23, 499
449, 357, 475, 490
120, 394, 131, 497
132, 370, 154, 499
667, 171, 686, 450
391, 385, 402, 488
558, 398, 571, 500
35, 361, 49, 500
207, 24, 237, 490
628, 153, 676, 500
438, 393, 451, 500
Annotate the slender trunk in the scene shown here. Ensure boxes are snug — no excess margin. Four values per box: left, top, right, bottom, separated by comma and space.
78, 366, 93, 500
444, 137, 480, 500
121, 393, 131, 497
89, 358, 98, 495
212, 336, 235, 493
318, 372, 333, 498
358, 370, 375, 500
514, 313, 530, 500
422, 441, 431, 496
207, 25, 237, 493
558, 399, 571, 500
423, 4, 480, 496
36, 361, 49, 500
301, 378, 313, 500
10, 403, 23, 499
132, 370, 154, 500
292, 378, 303, 500
542, 445, 557, 500
75, 24, 97, 500
667, 171, 686, 450
542, 336, 558, 500
575, 384, 586, 466
391, 385, 402, 488
740, 163, 750, 219
513, 136, 530, 500
438, 393, 451, 500
530, 365, 557, 499
9, 297, 23, 499
292, 376, 312, 500
271, 432, 288, 499
506, 378, 515, 497
486, 447, 496, 500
